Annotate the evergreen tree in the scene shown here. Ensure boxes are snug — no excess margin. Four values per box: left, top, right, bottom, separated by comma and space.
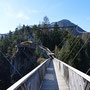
54, 22, 59, 31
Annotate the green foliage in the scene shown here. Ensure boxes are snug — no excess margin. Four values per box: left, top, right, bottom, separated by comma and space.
0, 24, 89, 75
54, 45, 59, 56
37, 58, 45, 64
42, 16, 50, 25
0, 19, 90, 89
55, 34, 90, 73
54, 22, 59, 31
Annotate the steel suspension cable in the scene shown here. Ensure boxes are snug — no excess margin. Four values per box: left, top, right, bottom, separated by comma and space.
63, 38, 80, 61
70, 37, 89, 64
61, 26, 78, 60
20, 48, 36, 66
58, 26, 76, 48
0, 50, 22, 77
25, 28, 48, 58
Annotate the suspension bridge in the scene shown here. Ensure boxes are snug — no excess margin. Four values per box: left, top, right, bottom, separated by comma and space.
7, 57, 90, 90
0, 26, 90, 90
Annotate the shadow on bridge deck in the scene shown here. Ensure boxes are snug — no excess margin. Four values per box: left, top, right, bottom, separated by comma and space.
40, 60, 69, 90
40, 60, 59, 90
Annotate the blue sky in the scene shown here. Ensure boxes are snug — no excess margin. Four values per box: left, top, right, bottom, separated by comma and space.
0, 0, 90, 33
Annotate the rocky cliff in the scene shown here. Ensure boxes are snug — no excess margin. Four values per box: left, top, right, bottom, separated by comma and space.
11, 45, 37, 84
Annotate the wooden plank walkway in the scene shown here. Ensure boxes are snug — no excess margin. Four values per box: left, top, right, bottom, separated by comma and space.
40, 60, 69, 90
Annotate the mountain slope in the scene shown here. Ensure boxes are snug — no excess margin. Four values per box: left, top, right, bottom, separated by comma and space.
51, 19, 75, 27
51, 19, 86, 35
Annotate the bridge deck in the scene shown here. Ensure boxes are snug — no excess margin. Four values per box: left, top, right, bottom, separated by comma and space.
40, 60, 69, 90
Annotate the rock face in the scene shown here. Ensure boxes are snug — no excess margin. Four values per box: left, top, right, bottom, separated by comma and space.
0, 57, 11, 90
11, 45, 37, 84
